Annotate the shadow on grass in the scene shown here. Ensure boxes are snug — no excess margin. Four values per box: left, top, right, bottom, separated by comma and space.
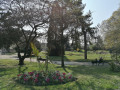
49, 55, 112, 63
0, 65, 29, 78
68, 65, 120, 78
56, 66, 69, 73
65, 54, 83, 56
18, 66, 28, 74
63, 67, 69, 73
49, 56, 69, 61
68, 59, 112, 62
0, 68, 8, 77
75, 80, 105, 90
0, 67, 17, 77
1, 82, 36, 90
71, 59, 93, 62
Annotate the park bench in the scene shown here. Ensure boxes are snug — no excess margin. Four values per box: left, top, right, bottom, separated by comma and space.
37, 56, 46, 62
91, 57, 104, 65
37, 56, 52, 64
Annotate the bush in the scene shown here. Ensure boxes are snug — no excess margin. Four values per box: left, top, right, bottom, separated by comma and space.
17, 71, 76, 86
109, 61, 120, 72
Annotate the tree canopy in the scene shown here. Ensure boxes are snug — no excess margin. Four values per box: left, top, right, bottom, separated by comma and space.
0, 0, 96, 66
100, 7, 120, 60
101, 7, 120, 49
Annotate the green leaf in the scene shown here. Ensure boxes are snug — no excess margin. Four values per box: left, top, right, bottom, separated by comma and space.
30, 42, 39, 57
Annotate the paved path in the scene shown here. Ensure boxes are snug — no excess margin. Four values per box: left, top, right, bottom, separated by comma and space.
0, 54, 18, 60
0, 54, 108, 65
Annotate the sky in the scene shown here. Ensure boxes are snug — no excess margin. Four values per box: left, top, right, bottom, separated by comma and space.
82, 0, 120, 26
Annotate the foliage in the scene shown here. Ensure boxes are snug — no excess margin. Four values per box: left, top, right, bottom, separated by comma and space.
1, 0, 49, 65
101, 7, 120, 64
94, 35, 104, 50
1, 0, 96, 66
47, 0, 96, 61
110, 48, 120, 61
109, 47, 120, 72
109, 61, 120, 72
15, 40, 41, 55
30, 42, 46, 71
30, 42, 39, 57
102, 7, 120, 50
17, 71, 75, 86
70, 28, 82, 51
0, 11, 22, 51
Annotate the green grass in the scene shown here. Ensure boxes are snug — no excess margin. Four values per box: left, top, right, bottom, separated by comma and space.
0, 59, 120, 90
39, 50, 112, 62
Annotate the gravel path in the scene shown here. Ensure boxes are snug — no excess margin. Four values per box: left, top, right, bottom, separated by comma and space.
0, 54, 108, 66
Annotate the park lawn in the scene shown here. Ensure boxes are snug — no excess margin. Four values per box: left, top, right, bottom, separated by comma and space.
0, 59, 120, 90
39, 51, 112, 62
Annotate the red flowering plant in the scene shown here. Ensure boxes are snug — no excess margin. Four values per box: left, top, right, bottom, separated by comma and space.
17, 71, 76, 86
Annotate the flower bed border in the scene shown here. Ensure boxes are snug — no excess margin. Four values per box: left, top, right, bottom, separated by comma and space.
16, 71, 77, 86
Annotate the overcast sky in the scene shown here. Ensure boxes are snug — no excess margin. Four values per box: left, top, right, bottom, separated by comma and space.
82, 0, 120, 26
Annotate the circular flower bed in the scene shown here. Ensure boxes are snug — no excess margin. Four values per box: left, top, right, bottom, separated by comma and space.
17, 71, 76, 86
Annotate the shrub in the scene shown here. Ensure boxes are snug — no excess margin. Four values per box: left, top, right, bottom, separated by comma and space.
17, 71, 76, 86
109, 61, 120, 72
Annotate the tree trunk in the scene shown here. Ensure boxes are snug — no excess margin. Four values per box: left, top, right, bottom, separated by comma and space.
18, 51, 25, 65
18, 58, 24, 65
61, 30, 64, 67
83, 32, 87, 60
61, 49, 64, 67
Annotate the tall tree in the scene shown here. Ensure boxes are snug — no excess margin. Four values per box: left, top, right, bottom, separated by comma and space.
47, 1, 64, 56
47, 0, 86, 67
69, 4, 95, 59
48, 0, 71, 67
81, 12, 95, 59
102, 7, 120, 49
66, 0, 95, 59
100, 7, 120, 60
1, 0, 49, 65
